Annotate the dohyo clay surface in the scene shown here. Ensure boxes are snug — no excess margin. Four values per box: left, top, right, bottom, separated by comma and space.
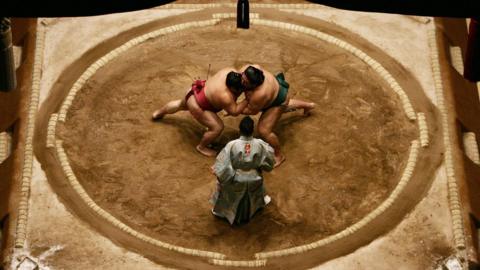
7, 2, 465, 270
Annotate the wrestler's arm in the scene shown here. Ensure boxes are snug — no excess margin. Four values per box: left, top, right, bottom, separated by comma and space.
242, 105, 260, 115
241, 98, 265, 115
224, 98, 249, 116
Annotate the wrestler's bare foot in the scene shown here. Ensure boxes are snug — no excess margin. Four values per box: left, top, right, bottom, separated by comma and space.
303, 103, 316, 116
152, 109, 165, 120
274, 154, 286, 168
196, 145, 217, 157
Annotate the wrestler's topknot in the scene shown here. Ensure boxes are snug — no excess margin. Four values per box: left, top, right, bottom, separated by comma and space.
226, 71, 243, 92
244, 66, 265, 88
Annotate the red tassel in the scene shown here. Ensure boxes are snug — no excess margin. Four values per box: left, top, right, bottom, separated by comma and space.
192, 79, 206, 92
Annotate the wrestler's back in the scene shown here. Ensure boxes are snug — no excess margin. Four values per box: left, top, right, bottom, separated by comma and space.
205, 68, 236, 110
250, 71, 279, 109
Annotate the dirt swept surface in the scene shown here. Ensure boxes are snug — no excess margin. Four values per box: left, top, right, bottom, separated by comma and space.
53, 20, 419, 260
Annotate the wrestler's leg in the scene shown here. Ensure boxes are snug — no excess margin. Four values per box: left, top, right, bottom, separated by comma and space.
284, 98, 315, 115
257, 106, 285, 167
186, 97, 224, 157
152, 99, 187, 120
152, 89, 190, 120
